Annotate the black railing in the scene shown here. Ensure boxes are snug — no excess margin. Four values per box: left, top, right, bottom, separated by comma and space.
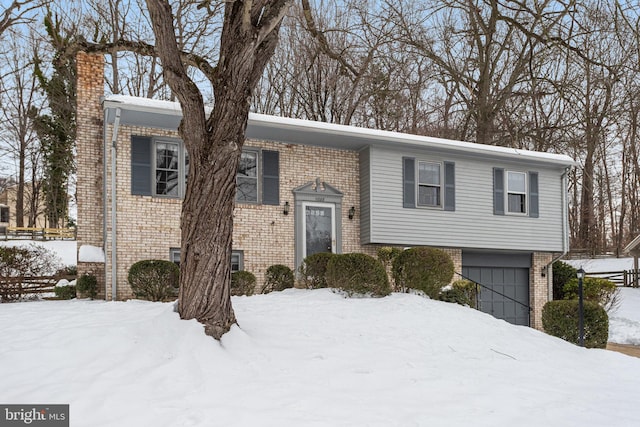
454, 271, 532, 312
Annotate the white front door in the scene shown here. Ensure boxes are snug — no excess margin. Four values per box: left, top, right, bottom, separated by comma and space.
302, 202, 336, 258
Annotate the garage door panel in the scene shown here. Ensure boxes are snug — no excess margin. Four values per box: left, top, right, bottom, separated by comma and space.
462, 266, 530, 326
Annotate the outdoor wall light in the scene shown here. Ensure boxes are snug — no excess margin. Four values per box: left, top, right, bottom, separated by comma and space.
283, 201, 290, 215
348, 206, 356, 220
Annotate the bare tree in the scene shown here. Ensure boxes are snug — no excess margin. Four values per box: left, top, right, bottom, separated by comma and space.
140, 0, 292, 338
0, 29, 43, 227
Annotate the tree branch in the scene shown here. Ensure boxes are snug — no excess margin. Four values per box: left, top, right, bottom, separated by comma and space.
300, 0, 358, 77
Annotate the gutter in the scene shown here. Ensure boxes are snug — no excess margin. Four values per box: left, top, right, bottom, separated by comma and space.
109, 108, 121, 301
543, 165, 571, 299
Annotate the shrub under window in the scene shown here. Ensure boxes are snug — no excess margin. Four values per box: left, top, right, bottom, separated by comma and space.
392, 247, 454, 298
127, 260, 180, 302
231, 271, 257, 296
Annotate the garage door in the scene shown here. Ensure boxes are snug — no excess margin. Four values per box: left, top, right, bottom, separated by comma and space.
462, 267, 530, 326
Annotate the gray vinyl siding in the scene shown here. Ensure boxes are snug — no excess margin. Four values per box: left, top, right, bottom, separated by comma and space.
359, 147, 372, 244
366, 146, 565, 252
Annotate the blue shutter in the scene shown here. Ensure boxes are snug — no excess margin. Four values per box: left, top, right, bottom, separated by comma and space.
444, 161, 455, 211
131, 136, 152, 196
529, 171, 539, 218
493, 168, 504, 215
262, 150, 279, 205
403, 157, 415, 208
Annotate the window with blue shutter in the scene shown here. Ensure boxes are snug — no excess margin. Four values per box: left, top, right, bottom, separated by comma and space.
403, 158, 455, 210
493, 168, 505, 215
444, 161, 455, 211
529, 171, 539, 218
131, 136, 152, 196
403, 157, 416, 208
262, 150, 280, 205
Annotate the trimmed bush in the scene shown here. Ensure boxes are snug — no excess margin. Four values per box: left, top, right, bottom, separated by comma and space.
563, 277, 619, 312
231, 270, 257, 296
326, 253, 390, 297
54, 280, 76, 300
377, 246, 403, 266
439, 280, 477, 308
261, 264, 294, 294
552, 260, 576, 300
76, 273, 98, 299
298, 252, 335, 289
392, 247, 454, 298
127, 260, 180, 301
542, 300, 609, 348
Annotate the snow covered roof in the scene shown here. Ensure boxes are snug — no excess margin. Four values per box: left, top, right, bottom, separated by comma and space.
624, 235, 640, 255
102, 94, 576, 167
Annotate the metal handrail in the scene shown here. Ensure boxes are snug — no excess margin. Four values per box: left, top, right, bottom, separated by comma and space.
454, 271, 532, 312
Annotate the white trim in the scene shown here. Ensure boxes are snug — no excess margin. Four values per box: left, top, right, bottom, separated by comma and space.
103, 94, 576, 167
505, 170, 528, 215
301, 202, 336, 258
416, 160, 443, 209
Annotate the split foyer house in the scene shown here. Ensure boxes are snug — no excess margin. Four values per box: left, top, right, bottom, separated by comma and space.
76, 52, 575, 329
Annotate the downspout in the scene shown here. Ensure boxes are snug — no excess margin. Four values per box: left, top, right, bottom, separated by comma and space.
544, 166, 571, 300
102, 108, 108, 299
109, 108, 121, 301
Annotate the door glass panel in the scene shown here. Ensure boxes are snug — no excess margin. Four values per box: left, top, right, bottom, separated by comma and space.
305, 206, 333, 257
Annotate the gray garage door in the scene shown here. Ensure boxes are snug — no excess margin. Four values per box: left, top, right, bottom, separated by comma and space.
462, 267, 530, 326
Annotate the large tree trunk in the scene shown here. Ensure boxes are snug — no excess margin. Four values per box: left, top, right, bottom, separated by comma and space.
146, 0, 290, 338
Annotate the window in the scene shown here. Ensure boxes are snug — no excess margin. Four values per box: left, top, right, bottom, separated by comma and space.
403, 158, 455, 211
155, 142, 180, 196
132, 136, 278, 205
0, 206, 9, 223
154, 140, 189, 197
170, 248, 181, 266
231, 251, 243, 272
236, 151, 258, 202
417, 161, 441, 207
493, 168, 539, 218
507, 171, 527, 214
169, 248, 243, 272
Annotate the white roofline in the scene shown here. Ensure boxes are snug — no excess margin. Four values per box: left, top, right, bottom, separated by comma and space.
102, 94, 576, 167
624, 234, 640, 254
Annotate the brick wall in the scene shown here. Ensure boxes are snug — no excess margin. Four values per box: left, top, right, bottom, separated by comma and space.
105, 125, 364, 296
76, 52, 106, 298
530, 252, 553, 329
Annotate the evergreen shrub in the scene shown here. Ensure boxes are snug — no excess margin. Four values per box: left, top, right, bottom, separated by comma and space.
552, 261, 577, 300
261, 264, 294, 294
392, 247, 454, 298
326, 253, 390, 297
127, 260, 179, 301
563, 277, 619, 312
54, 280, 76, 300
76, 273, 98, 299
298, 252, 335, 289
439, 279, 477, 308
231, 270, 257, 296
542, 300, 609, 348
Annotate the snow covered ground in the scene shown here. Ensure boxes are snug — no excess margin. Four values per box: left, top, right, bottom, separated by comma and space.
1, 241, 640, 425
1, 290, 640, 427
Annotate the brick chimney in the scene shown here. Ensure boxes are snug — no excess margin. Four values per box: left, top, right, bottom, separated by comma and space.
76, 52, 106, 297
